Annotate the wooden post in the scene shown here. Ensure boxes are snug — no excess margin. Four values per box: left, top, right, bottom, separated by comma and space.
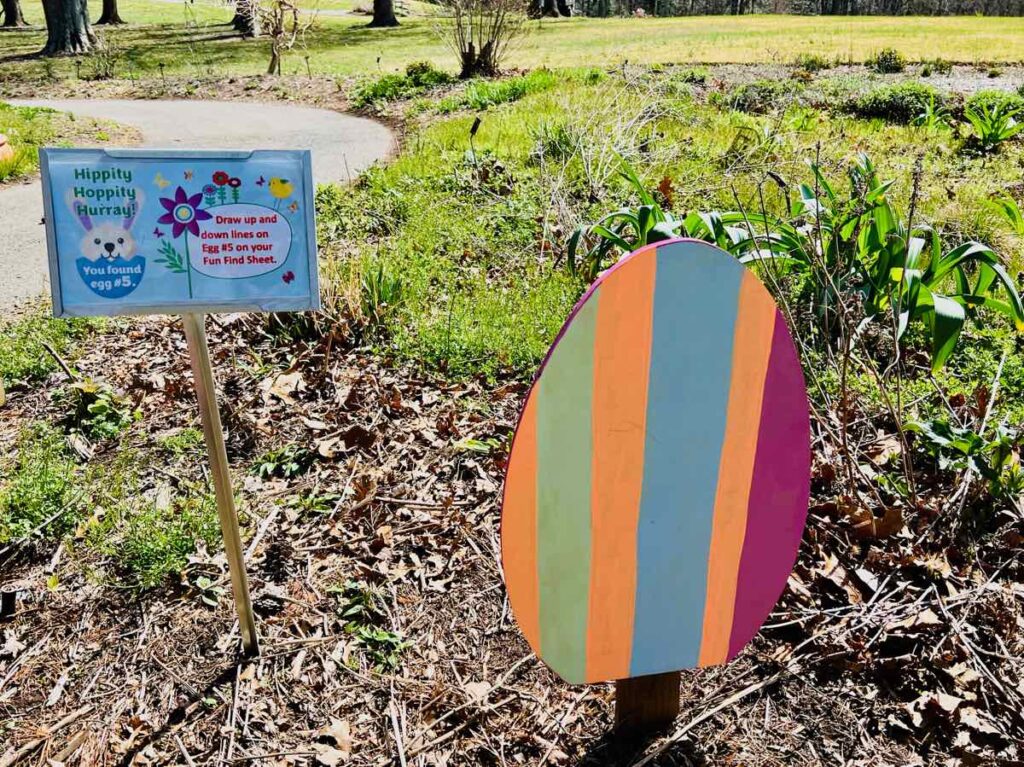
182, 313, 259, 657
614, 671, 680, 735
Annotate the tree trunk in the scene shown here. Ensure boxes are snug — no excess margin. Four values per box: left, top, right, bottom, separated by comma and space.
367, 0, 398, 27
233, 0, 260, 37
1, 0, 27, 27
40, 0, 96, 55
95, 0, 123, 24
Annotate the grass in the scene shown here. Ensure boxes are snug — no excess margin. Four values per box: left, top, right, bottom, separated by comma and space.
0, 103, 67, 182
4, 2, 1024, 82
86, 482, 222, 589
0, 310, 104, 385
0, 417, 226, 587
313, 67, 1024, 382
0, 102, 134, 183
0, 423, 82, 544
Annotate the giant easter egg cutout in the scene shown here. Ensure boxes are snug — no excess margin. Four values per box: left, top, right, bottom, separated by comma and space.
501, 239, 811, 685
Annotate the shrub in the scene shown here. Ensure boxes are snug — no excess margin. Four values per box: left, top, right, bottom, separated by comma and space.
849, 82, 944, 124
963, 100, 1023, 154
714, 79, 803, 114
866, 47, 906, 74
674, 67, 709, 85
439, 0, 525, 78
920, 58, 953, 77
966, 89, 1024, 115
405, 60, 455, 88
792, 52, 832, 73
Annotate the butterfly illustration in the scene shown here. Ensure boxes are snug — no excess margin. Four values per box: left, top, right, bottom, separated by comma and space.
153, 227, 165, 238
256, 176, 266, 187
184, 170, 194, 181
153, 172, 171, 190
288, 201, 299, 214
282, 271, 295, 284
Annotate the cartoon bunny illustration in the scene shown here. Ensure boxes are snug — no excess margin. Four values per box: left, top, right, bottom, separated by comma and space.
66, 189, 143, 263
67, 187, 148, 301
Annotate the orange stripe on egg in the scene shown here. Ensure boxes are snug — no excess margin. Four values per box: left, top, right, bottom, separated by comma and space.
502, 390, 541, 653
698, 269, 778, 667
585, 251, 657, 682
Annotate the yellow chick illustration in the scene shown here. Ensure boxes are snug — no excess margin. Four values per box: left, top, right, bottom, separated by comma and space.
269, 177, 294, 209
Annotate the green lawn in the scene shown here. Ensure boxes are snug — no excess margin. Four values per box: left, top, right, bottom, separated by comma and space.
0, 102, 136, 183
3, 2, 1024, 81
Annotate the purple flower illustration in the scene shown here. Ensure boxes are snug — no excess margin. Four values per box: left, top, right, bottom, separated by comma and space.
159, 186, 212, 238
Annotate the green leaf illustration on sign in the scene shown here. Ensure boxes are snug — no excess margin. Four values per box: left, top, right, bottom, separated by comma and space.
154, 239, 186, 273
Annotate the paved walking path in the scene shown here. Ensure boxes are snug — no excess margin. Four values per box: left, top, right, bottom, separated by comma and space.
0, 99, 395, 311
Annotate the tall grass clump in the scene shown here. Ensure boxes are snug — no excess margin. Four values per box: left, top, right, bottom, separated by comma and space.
436, 69, 557, 113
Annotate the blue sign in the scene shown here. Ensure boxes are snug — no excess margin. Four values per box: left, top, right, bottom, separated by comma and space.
40, 148, 319, 317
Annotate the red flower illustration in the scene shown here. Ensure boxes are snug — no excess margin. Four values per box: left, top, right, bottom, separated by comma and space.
282, 271, 295, 284
212, 171, 230, 186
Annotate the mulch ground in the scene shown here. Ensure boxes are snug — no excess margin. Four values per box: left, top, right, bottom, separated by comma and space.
1, 310, 1022, 766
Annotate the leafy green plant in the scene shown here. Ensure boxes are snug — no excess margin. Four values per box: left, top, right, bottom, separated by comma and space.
193, 575, 225, 607
331, 581, 408, 672
436, 70, 558, 114
673, 66, 709, 85
352, 61, 456, 109
0, 312, 100, 385
158, 428, 204, 456
254, 443, 315, 479
866, 47, 906, 74
714, 79, 803, 114
0, 424, 81, 544
920, 58, 952, 77
963, 100, 1023, 154
566, 162, 686, 281
966, 89, 1024, 115
906, 419, 1023, 502
67, 378, 138, 440
912, 93, 951, 131
287, 491, 341, 515
724, 154, 1024, 371
360, 257, 405, 328
991, 194, 1024, 236
791, 52, 832, 73
89, 492, 221, 589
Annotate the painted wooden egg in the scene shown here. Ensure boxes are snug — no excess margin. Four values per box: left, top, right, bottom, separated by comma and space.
501, 239, 811, 684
